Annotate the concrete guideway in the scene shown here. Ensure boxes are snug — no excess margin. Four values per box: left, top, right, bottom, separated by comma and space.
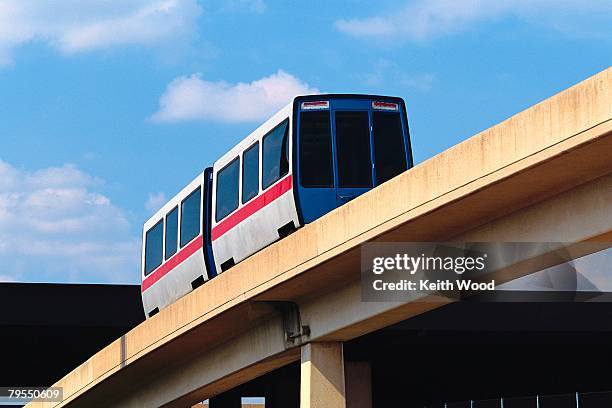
27, 67, 612, 408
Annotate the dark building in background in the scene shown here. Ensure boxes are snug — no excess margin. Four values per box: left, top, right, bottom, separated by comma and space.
0, 283, 144, 394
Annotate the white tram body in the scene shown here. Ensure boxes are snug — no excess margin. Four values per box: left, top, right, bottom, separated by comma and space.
211, 103, 300, 273
141, 174, 211, 315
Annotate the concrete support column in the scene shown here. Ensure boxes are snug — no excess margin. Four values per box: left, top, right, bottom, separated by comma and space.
300, 342, 346, 408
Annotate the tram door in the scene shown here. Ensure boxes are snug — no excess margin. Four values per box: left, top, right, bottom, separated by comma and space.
332, 110, 372, 206
296, 98, 410, 223
333, 106, 409, 205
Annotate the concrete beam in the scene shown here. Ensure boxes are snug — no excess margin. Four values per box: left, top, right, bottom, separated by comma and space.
112, 315, 299, 408
300, 343, 346, 408
299, 173, 612, 344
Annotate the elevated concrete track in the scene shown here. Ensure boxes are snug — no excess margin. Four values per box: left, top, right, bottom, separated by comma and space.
29, 67, 612, 408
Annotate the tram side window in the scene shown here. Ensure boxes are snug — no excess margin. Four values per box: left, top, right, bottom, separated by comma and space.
262, 119, 289, 189
242, 142, 259, 204
145, 219, 163, 276
216, 158, 239, 222
299, 111, 333, 187
165, 206, 178, 260
335, 111, 372, 188
180, 187, 201, 247
372, 112, 407, 185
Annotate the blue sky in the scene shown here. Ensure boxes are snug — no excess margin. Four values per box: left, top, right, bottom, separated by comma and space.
0, 0, 610, 284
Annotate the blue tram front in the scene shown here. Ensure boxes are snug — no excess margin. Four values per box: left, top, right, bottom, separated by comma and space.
293, 95, 413, 223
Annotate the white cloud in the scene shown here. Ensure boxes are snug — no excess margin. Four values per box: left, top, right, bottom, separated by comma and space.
357, 59, 436, 91
0, 275, 16, 282
151, 70, 319, 123
0, 160, 140, 283
0, 0, 201, 66
146, 192, 167, 213
401, 73, 436, 92
335, 0, 612, 42
223, 0, 266, 14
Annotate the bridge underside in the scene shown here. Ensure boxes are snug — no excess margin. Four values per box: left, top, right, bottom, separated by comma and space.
210, 298, 612, 407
